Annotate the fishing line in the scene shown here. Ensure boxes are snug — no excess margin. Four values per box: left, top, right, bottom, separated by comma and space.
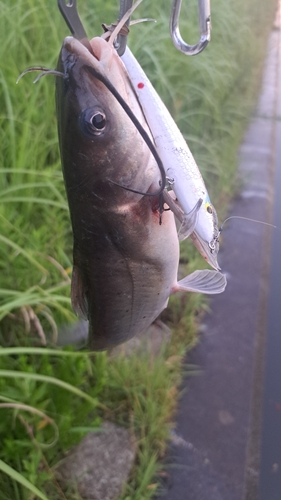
219, 215, 277, 234
97, 2, 167, 200
85, 65, 166, 200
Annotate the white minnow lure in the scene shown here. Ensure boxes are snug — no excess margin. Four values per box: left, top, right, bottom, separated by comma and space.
121, 47, 219, 248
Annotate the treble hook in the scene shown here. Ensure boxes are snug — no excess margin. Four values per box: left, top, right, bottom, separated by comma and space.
57, 0, 93, 54
116, 0, 134, 56
170, 0, 211, 56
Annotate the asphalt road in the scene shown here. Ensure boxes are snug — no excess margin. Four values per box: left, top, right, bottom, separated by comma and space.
157, 8, 281, 500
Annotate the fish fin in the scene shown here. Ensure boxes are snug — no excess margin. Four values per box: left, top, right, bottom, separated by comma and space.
176, 270, 227, 294
71, 265, 88, 320
178, 199, 203, 241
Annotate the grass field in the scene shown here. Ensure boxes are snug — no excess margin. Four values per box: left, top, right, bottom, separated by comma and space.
0, 0, 277, 498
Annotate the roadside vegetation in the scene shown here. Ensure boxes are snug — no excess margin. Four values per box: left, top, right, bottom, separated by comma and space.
0, 0, 277, 498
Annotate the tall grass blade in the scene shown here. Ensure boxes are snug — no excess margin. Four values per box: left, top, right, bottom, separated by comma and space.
0, 235, 48, 274
0, 347, 92, 357
0, 370, 97, 406
0, 460, 49, 500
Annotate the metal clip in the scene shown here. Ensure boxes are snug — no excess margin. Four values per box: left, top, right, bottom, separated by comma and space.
57, 0, 93, 53
170, 0, 211, 56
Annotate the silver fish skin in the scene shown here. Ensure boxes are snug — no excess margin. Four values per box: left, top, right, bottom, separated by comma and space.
56, 37, 226, 350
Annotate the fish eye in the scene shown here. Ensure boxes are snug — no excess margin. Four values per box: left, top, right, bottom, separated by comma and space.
79, 107, 107, 137
205, 203, 213, 214
91, 112, 106, 131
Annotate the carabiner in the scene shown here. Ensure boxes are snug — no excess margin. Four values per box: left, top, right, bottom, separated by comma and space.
170, 0, 211, 56
57, 0, 93, 53
116, 0, 134, 56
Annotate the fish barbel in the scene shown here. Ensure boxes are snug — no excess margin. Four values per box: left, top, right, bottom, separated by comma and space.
56, 36, 226, 350
121, 47, 220, 267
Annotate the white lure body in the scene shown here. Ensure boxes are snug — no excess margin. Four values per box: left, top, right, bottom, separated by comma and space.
121, 47, 218, 246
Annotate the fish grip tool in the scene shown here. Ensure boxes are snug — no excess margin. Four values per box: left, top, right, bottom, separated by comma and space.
57, 0, 93, 53
57, 0, 211, 57
57, 0, 133, 56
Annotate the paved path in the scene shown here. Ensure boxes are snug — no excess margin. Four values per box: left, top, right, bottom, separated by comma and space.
157, 7, 281, 500
259, 4, 281, 499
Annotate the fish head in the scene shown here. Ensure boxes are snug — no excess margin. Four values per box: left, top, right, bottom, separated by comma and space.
56, 36, 158, 209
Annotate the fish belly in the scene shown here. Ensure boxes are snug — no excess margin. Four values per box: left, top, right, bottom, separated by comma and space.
75, 200, 179, 350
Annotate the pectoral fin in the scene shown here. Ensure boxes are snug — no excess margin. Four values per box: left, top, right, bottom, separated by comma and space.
176, 269, 227, 294
71, 265, 88, 320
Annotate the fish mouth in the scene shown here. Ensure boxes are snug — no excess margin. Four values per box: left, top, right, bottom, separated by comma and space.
62, 36, 115, 73
61, 37, 97, 72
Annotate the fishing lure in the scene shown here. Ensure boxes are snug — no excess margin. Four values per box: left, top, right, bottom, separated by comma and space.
121, 47, 219, 250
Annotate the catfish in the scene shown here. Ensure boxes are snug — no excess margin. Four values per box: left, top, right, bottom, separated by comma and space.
56, 36, 226, 350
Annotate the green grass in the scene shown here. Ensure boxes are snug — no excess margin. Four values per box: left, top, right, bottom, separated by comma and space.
0, 0, 278, 498
0, 347, 106, 499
